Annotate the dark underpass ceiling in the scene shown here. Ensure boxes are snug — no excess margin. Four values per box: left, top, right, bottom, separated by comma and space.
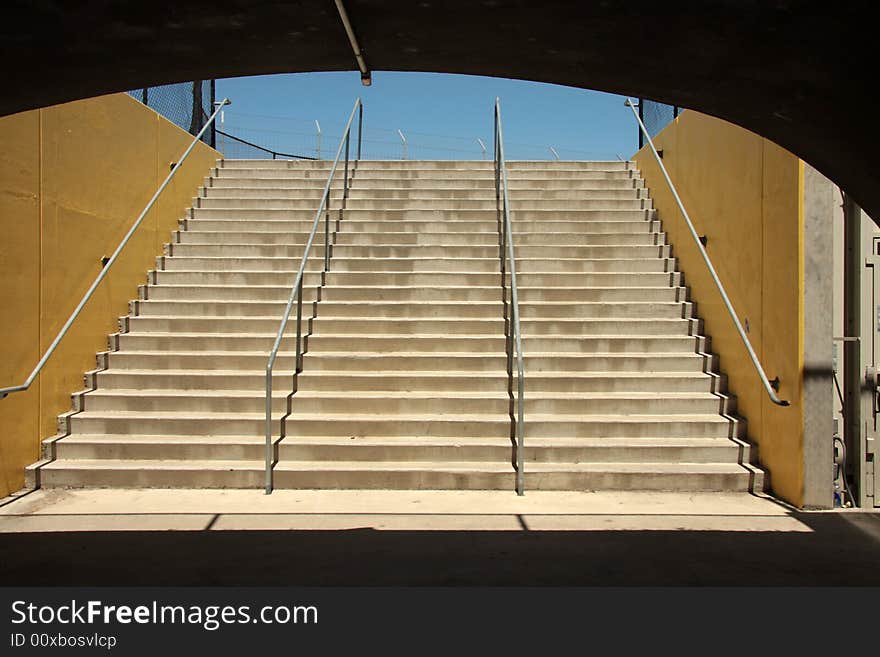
1, 1, 875, 219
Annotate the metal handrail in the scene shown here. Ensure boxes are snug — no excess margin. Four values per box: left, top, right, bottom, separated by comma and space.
494, 98, 526, 495
624, 98, 790, 406
0, 98, 231, 401
264, 97, 364, 493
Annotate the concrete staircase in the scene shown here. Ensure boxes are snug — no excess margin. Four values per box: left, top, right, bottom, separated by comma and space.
31, 159, 763, 492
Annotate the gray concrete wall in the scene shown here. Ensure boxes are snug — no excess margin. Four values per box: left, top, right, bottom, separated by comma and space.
802, 165, 835, 508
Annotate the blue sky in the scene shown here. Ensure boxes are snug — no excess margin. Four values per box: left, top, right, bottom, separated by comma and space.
216, 71, 638, 161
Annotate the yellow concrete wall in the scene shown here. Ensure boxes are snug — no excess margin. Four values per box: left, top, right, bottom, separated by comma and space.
634, 111, 805, 506
0, 93, 219, 498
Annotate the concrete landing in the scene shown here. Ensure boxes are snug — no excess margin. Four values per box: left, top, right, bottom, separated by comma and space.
1, 489, 879, 585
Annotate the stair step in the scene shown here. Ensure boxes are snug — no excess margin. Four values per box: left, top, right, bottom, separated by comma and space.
92, 370, 718, 393
191, 207, 654, 222
80, 389, 727, 415
197, 198, 649, 211
38, 458, 759, 492
52, 435, 746, 464
103, 350, 710, 373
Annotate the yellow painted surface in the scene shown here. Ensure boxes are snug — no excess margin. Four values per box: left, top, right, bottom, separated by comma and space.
0, 94, 218, 498
635, 111, 805, 506
0, 111, 41, 498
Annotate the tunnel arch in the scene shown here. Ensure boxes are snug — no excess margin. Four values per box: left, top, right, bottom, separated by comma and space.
2, 1, 875, 219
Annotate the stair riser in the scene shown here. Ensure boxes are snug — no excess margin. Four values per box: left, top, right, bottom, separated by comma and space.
81, 393, 727, 417
320, 188, 648, 200
149, 284, 601, 305
128, 317, 505, 335
39, 468, 264, 489
169, 258, 508, 274
333, 233, 665, 246
524, 471, 759, 492
68, 417, 510, 438
282, 418, 737, 439
135, 301, 504, 318
512, 220, 657, 233
79, 394, 509, 415
524, 355, 708, 373
153, 271, 681, 288
198, 198, 650, 211
161, 257, 325, 272
527, 397, 727, 415
91, 372, 715, 394
276, 469, 758, 492
521, 336, 700, 352
282, 444, 742, 464
518, 303, 692, 319
184, 219, 499, 233
116, 335, 508, 353
520, 319, 695, 335
133, 300, 323, 317
170, 245, 644, 260
191, 208, 653, 221
38, 468, 759, 492
517, 259, 675, 274
208, 178, 641, 191
522, 376, 716, 394
181, 229, 664, 246
102, 352, 707, 373
179, 232, 331, 245
106, 353, 509, 372
52, 441, 742, 464
508, 233, 664, 246
141, 285, 668, 306
518, 288, 681, 302
91, 373, 503, 393
524, 420, 736, 439
184, 219, 655, 234
145, 286, 322, 302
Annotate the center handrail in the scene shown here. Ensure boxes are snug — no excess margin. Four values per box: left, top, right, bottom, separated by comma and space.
494, 98, 526, 495
624, 98, 789, 406
264, 97, 363, 493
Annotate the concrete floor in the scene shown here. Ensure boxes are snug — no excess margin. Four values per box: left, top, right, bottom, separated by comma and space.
1, 488, 878, 585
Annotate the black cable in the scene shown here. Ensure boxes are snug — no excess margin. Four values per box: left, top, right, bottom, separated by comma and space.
832, 368, 858, 507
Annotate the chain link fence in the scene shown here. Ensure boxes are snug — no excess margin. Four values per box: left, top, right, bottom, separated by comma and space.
638, 99, 680, 148
128, 81, 216, 148
219, 112, 622, 161
129, 83, 628, 161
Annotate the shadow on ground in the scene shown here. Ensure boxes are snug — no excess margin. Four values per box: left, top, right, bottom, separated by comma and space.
1, 512, 879, 585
